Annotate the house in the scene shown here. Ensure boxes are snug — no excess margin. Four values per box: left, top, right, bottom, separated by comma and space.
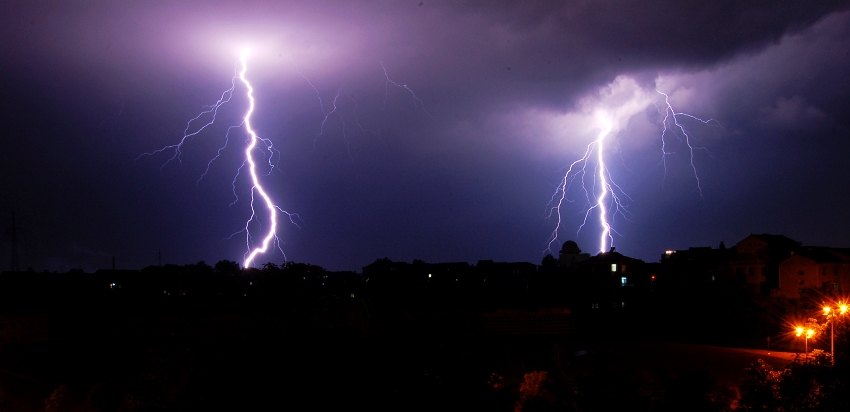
659, 243, 736, 287
728, 234, 801, 295
778, 247, 850, 299
573, 247, 647, 311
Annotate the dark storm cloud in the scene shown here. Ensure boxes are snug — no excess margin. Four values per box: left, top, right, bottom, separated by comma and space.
1, 1, 849, 271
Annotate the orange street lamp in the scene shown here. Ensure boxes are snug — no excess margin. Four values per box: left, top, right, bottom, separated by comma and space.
796, 326, 815, 361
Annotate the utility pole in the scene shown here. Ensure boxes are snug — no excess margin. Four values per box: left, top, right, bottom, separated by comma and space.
10, 212, 20, 272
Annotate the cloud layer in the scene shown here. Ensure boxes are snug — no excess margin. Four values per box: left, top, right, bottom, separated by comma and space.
1, 1, 849, 271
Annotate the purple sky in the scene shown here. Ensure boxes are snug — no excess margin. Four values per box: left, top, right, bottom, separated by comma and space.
2, 1, 850, 272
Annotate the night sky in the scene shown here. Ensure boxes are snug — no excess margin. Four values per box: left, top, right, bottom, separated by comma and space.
2, 1, 850, 272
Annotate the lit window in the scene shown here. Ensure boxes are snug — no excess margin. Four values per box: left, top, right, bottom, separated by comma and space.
591, 303, 599, 309
621, 302, 626, 308
611, 264, 617, 272
621, 277, 627, 286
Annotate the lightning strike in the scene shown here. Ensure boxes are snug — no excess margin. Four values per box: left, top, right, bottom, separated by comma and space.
139, 55, 429, 267
139, 49, 297, 269
298, 62, 432, 155
136, 77, 237, 167
237, 49, 285, 269
546, 76, 716, 255
656, 90, 717, 196
592, 115, 615, 253
382, 62, 435, 121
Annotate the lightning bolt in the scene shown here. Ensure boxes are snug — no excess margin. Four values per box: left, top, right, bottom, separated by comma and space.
237, 49, 286, 269
546, 112, 626, 255
298, 62, 432, 156
138, 54, 429, 267
135, 76, 237, 168
138, 49, 297, 269
546, 77, 716, 255
656, 90, 717, 196
382, 62, 435, 121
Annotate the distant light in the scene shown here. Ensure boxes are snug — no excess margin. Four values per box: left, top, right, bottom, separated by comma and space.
428, 274, 432, 278
665, 250, 674, 256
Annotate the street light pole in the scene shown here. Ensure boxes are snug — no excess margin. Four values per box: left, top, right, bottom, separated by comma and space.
795, 326, 815, 362
824, 306, 835, 362
823, 302, 848, 365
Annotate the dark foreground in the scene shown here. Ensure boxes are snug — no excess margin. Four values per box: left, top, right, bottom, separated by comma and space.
0, 311, 800, 412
